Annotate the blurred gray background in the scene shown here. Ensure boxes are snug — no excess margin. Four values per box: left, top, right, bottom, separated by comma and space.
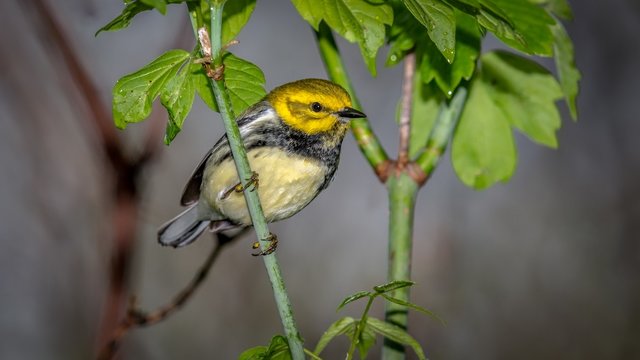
1, 0, 638, 359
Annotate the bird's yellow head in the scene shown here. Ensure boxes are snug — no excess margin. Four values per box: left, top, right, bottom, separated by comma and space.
266, 79, 366, 135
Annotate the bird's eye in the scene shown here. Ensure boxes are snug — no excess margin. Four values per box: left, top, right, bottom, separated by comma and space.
310, 102, 323, 112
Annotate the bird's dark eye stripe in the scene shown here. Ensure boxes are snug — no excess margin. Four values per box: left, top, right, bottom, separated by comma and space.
310, 102, 323, 112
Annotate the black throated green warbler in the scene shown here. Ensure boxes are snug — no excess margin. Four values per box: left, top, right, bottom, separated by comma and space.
158, 78, 366, 251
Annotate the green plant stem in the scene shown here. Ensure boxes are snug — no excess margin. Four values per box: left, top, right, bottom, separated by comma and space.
383, 173, 419, 360
314, 22, 389, 180
415, 87, 468, 175
195, 3, 304, 359
346, 295, 376, 360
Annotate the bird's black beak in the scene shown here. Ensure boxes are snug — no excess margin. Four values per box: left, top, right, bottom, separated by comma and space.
337, 107, 366, 119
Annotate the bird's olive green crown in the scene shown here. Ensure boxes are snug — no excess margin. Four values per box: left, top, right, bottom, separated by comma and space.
266, 78, 365, 135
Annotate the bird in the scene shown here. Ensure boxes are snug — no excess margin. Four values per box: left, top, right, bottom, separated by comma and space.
157, 78, 366, 254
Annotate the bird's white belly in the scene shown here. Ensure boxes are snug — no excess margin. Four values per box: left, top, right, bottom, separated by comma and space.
202, 147, 327, 225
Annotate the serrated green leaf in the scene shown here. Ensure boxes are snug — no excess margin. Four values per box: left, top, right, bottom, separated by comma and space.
314, 317, 356, 355
373, 280, 415, 294
222, 53, 267, 114
400, 0, 456, 63
96, 1, 153, 35
552, 21, 580, 120
193, 53, 266, 115
482, 51, 563, 147
345, 318, 377, 359
323, 0, 393, 75
367, 317, 427, 360
337, 291, 371, 311
290, 0, 323, 29
113, 49, 190, 129
240, 335, 292, 360
452, 75, 516, 189
222, 0, 257, 44
140, 0, 167, 14
420, 11, 481, 95
410, 80, 443, 158
480, 0, 555, 56
381, 294, 446, 325
160, 59, 195, 144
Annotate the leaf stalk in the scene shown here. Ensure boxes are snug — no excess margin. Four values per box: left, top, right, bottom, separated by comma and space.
314, 22, 390, 182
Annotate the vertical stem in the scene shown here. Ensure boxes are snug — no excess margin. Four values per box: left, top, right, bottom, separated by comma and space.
198, 3, 304, 358
383, 173, 418, 360
397, 52, 416, 168
314, 22, 390, 180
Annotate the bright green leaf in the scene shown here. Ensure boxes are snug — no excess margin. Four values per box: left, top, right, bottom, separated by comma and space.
193, 53, 266, 115
367, 317, 427, 360
337, 291, 371, 311
373, 280, 415, 294
552, 21, 580, 120
400, 0, 456, 63
290, 0, 323, 29
529, 0, 573, 19
140, 0, 167, 14
96, 1, 153, 35
112, 49, 190, 129
322, 0, 393, 75
420, 11, 481, 95
222, 0, 257, 44
222, 53, 267, 114
161, 58, 195, 144
239, 335, 292, 360
482, 51, 563, 147
344, 319, 377, 359
380, 294, 446, 324
452, 75, 516, 189
238, 346, 268, 360
480, 0, 555, 56
314, 317, 356, 355
386, 2, 424, 66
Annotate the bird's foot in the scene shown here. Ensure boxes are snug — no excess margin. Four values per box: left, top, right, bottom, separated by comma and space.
251, 233, 278, 256
221, 172, 259, 199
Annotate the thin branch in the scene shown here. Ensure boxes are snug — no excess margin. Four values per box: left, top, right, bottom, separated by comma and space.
97, 232, 241, 360
397, 52, 416, 169
414, 87, 468, 176
192, 3, 305, 358
314, 22, 390, 182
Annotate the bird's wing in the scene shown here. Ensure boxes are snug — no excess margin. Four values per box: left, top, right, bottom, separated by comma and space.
179, 102, 276, 206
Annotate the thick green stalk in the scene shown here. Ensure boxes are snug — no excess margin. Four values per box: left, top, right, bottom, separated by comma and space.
383, 173, 418, 359
314, 22, 389, 178
198, 2, 304, 358
415, 88, 467, 175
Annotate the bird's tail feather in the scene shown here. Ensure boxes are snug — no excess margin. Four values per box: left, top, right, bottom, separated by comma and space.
158, 204, 210, 248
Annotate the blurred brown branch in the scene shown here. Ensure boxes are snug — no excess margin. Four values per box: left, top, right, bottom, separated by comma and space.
97, 232, 243, 360
25, 0, 185, 357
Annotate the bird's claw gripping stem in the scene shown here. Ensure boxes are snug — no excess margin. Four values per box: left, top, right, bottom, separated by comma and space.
221, 172, 259, 199
251, 233, 278, 256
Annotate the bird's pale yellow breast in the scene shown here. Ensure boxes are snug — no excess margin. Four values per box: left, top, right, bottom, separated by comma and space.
201, 147, 328, 225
